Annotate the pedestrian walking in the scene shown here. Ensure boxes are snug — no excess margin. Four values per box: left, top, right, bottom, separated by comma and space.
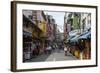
48, 46, 52, 54
51, 45, 55, 52
64, 46, 68, 56
45, 46, 52, 54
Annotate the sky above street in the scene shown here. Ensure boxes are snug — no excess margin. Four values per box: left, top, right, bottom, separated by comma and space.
44, 11, 65, 33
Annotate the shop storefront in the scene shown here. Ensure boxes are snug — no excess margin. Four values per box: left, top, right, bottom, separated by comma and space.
68, 31, 91, 60
23, 31, 32, 62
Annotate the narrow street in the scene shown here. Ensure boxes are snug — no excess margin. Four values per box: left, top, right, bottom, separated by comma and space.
25, 49, 78, 62
23, 10, 91, 62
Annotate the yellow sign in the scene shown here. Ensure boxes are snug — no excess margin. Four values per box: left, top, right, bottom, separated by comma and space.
38, 20, 46, 32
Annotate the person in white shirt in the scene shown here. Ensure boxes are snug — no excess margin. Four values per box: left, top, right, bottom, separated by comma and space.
45, 46, 52, 54
64, 46, 68, 56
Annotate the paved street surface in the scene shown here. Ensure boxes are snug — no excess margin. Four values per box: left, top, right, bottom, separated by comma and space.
25, 50, 78, 62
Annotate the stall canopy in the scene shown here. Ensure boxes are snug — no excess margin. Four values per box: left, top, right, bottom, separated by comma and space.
70, 35, 79, 43
23, 31, 32, 37
78, 31, 91, 40
69, 31, 91, 43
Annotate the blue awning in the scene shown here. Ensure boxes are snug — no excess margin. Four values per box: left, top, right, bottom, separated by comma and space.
78, 31, 91, 40
69, 31, 91, 43
23, 31, 32, 37
70, 35, 79, 43
67, 36, 75, 41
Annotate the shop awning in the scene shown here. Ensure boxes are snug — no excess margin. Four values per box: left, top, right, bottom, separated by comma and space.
78, 31, 91, 40
67, 36, 75, 41
70, 35, 79, 43
23, 31, 32, 37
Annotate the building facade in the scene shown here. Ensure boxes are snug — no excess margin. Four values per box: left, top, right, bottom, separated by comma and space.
45, 14, 57, 45
64, 12, 91, 60
23, 10, 48, 62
